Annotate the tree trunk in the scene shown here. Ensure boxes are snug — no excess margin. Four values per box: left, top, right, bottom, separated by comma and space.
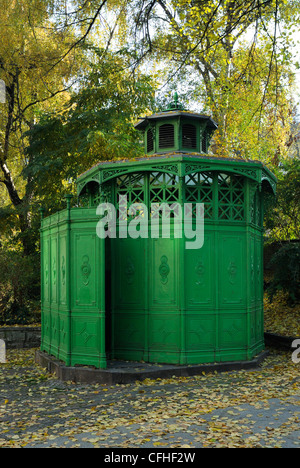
0, 71, 35, 256
0, 160, 34, 255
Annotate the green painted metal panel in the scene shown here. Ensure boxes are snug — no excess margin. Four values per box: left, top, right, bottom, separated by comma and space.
185, 230, 215, 310
40, 207, 106, 369
186, 314, 216, 352
69, 213, 106, 368
218, 232, 246, 308
149, 238, 179, 309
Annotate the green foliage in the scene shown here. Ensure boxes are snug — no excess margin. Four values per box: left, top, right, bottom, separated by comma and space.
264, 159, 300, 241
24, 47, 155, 202
267, 243, 300, 306
133, 0, 300, 163
0, 249, 40, 325
0, 0, 80, 256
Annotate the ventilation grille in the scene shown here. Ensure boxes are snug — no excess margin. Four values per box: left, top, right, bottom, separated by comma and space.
182, 124, 197, 149
202, 130, 208, 153
147, 129, 154, 152
159, 124, 174, 149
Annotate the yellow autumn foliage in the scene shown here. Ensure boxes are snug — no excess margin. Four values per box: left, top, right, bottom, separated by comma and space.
264, 291, 300, 337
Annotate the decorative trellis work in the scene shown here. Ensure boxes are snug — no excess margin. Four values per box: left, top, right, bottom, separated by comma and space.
185, 171, 245, 221
218, 173, 245, 221
91, 190, 101, 207
149, 172, 180, 204
114, 171, 181, 220
250, 185, 263, 228
116, 172, 146, 221
81, 167, 250, 226
185, 171, 214, 220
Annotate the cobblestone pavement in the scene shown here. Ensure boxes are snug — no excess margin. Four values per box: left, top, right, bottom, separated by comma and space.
0, 348, 299, 449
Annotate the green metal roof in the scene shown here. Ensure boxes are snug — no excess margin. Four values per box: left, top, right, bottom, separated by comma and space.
77, 153, 277, 197
134, 111, 218, 131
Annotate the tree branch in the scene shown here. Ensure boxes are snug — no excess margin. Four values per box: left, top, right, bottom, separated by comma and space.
14, 82, 75, 123
258, 0, 279, 137
46, 0, 109, 73
3, 72, 19, 161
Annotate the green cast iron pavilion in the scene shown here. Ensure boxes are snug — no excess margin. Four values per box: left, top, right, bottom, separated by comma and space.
39, 97, 277, 369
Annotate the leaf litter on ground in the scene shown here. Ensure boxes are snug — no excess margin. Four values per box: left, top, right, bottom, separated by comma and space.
0, 347, 299, 448
264, 291, 300, 337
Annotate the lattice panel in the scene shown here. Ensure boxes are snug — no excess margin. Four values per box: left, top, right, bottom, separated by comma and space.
185, 172, 214, 219
87, 170, 246, 223
218, 173, 245, 221
92, 191, 102, 207
250, 188, 262, 227
149, 172, 180, 204
79, 193, 90, 208
116, 173, 146, 220
91, 183, 112, 207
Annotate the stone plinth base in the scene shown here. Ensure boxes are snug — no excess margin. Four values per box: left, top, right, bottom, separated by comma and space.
35, 349, 269, 385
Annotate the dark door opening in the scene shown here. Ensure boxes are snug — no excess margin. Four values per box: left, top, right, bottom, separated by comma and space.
105, 238, 112, 357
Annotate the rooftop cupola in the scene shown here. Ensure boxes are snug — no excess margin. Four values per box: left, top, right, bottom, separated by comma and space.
134, 93, 218, 155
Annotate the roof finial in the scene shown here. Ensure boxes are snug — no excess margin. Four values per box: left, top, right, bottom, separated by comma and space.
163, 92, 184, 112
174, 92, 178, 106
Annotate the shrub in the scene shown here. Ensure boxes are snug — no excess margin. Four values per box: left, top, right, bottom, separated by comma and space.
0, 249, 40, 325
267, 243, 300, 306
